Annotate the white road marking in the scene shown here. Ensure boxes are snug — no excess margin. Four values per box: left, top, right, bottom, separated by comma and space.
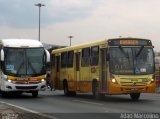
0, 101, 59, 119
72, 99, 103, 106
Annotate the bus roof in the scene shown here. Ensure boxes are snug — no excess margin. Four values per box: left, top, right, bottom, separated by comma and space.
0, 39, 43, 48
52, 39, 107, 54
52, 38, 151, 54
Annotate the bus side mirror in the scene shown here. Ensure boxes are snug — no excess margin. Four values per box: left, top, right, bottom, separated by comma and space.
45, 49, 50, 63
0, 49, 4, 61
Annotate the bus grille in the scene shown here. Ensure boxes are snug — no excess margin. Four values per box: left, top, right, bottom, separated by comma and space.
15, 81, 40, 84
120, 78, 148, 86
15, 86, 38, 89
120, 82, 147, 86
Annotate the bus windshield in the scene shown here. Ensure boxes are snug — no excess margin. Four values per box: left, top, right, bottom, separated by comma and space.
109, 47, 154, 75
4, 47, 46, 76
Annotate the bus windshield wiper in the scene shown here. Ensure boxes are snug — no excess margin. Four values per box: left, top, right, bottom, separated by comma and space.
119, 46, 129, 58
28, 58, 37, 74
136, 46, 144, 57
17, 61, 24, 75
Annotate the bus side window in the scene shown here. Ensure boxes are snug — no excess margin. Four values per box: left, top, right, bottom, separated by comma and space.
61, 52, 67, 68
51, 54, 55, 69
56, 56, 60, 72
91, 46, 99, 66
67, 51, 74, 68
81, 47, 90, 67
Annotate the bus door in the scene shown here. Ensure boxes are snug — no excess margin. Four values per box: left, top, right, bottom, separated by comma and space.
55, 56, 60, 89
75, 52, 80, 91
100, 48, 107, 92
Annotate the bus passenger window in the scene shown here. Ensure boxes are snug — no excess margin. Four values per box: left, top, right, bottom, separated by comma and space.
81, 48, 90, 67
91, 46, 99, 66
61, 52, 67, 68
56, 56, 60, 72
51, 54, 55, 68
67, 51, 74, 68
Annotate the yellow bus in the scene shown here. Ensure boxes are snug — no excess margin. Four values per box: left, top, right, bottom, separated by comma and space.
51, 38, 156, 100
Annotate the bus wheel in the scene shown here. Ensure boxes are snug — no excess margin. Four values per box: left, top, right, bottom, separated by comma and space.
32, 91, 38, 98
63, 82, 69, 96
130, 93, 140, 101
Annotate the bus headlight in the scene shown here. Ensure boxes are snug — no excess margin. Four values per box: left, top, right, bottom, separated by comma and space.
111, 74, 118, 84
111, 78, 116, 83
151, 75, 155, 83
151, 78, 154, 82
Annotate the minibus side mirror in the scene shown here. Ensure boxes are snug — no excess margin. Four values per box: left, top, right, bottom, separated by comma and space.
45, 49, 50, 63
0, 49, 4, 61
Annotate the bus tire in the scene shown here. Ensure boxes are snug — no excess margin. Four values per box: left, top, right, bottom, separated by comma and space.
32, 91, 38, 98
130, 93, 140, 101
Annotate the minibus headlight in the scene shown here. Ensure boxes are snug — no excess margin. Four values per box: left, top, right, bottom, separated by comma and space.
41, 79, 45, 82
8, 80, 12, 83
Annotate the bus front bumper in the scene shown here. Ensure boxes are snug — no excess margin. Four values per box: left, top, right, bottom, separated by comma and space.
2, 80, 46, 92
108, 82, 156, 94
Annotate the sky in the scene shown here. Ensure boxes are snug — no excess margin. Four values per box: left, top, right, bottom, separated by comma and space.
0, 0, 160, 51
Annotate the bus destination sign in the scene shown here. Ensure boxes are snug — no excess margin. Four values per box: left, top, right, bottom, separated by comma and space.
108, 39, 152, 46
120, 40, 138, 45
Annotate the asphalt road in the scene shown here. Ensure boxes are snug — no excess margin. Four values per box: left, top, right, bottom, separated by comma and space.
0, 89, 160, 119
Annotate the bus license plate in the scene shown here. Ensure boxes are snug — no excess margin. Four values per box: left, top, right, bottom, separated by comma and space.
131, 88, 138, 91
